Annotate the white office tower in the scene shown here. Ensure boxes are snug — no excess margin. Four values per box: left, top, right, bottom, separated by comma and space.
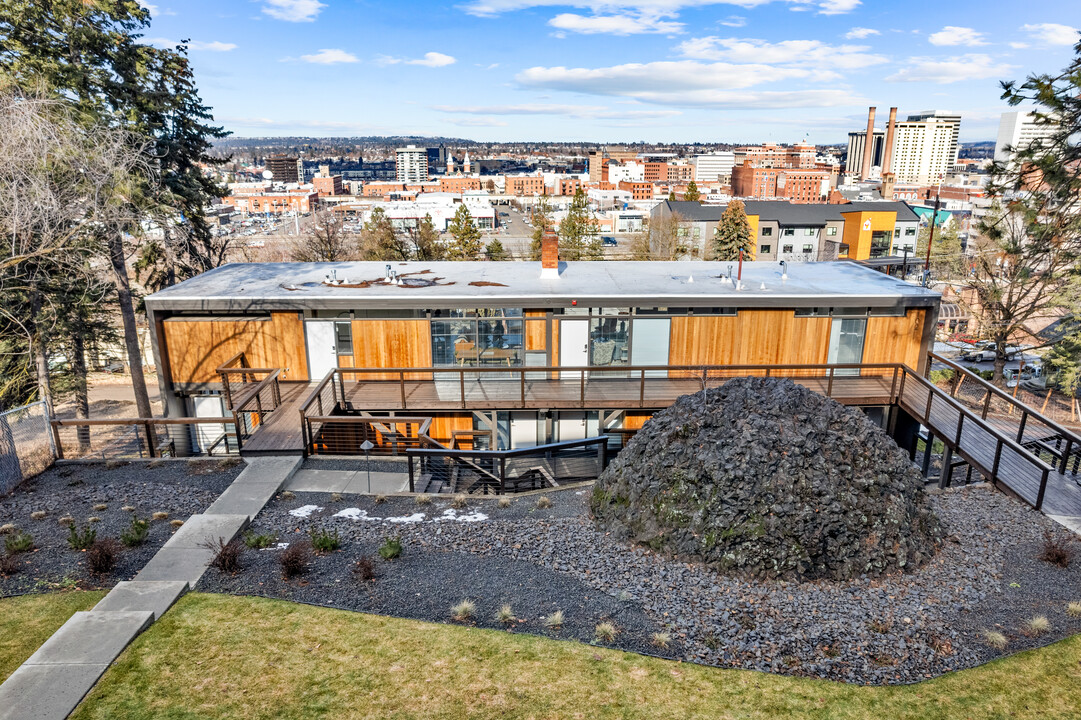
889, 111, 961, 185
994, 111, 1058, 165
395, 145, 429, 183
693, 152, 735, 183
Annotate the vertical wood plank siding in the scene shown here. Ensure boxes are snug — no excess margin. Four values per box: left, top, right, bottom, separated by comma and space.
162, 312, 307, 384
862, 310, 926, 370
349, 319, 433, 380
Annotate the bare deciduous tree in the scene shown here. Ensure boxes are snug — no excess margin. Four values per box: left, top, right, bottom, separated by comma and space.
289, 209, 355, 262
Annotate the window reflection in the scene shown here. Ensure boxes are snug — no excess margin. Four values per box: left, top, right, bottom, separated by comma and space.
431, 309, 524, 367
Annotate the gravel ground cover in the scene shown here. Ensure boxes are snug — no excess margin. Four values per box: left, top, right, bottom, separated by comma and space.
0, 459, 244, 596
203, 483, 1081, 685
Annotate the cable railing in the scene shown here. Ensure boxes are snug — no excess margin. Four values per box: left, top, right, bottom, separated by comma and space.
231, 369, 283, 446
51, 417, 240, 460
216, 351, 280, 410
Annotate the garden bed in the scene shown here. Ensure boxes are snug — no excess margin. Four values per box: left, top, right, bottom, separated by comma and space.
200, 483, 1081, 685
0, 459, 244, 596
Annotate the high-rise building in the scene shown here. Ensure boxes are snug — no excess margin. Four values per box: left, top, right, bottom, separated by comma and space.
692, 152, 735, 183
845, 130, 885, 178
847, 108, 961, 185
395, 145, 429, 183
267, 155, 302, 184
994, 111, 1057, 164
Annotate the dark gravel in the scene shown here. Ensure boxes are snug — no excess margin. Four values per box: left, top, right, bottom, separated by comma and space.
0, 459, 245, 596
207, 481, 1081, 684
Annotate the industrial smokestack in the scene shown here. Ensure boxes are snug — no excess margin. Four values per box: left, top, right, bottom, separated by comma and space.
860, 107, 876, 181
882, 107, 897, 178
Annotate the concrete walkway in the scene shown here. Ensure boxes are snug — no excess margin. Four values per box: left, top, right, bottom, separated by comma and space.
284, 467, 410, 495
0, 456, 300, 720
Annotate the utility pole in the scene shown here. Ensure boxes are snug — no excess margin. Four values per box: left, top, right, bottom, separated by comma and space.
923, 187, 941, 287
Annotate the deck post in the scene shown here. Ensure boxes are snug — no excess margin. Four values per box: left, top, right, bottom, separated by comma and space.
921, 430, 934, 478
981, 391, 991, 419
1036, 468, 1049, 511
337, 370, 346, 408
639, 369, 645, 406
1060, 438, 1074, 475
991, 440, 1002, 489
50, 421, 64, 460
408, 455, 415, 493
889, 366, 899, 401
826, 367, 834, 398
580, 369, 585, 407
1016, 412, 1028, 443
459, 370, 466, 410
144, 422, 156, 458
938, 446, 953, 489
399, 371, 407, 409
954, 413, 964, 447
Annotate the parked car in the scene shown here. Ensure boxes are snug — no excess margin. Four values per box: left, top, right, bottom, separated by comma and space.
960, 342, 1023, 363
602, 236, 618, 246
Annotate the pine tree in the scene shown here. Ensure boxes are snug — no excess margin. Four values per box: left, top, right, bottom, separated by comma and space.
446, 204, 482, 260
358, 207, 409, 260
558, 187, 601, 260
484, 239, 507, 261
528, 197, 554, 260
409, 214, 446, 260
713, 200, 754, 260
914, 220, 965, 280
683, 181, 701, 202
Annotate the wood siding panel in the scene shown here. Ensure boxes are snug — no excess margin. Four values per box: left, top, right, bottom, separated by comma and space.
427, 414, 474, 446
668, 316, 740, 376
623, 412, 653, 430
163, 311, 306, 385
350, 320, 433, 381
863, 310, 925, 370
525, 310, 547, 352
669, 313, 831, 377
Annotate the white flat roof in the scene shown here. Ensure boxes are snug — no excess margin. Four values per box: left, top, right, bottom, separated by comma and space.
146, 261, 940, 313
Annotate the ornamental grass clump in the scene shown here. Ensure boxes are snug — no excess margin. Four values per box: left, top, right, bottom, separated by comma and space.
451, 599, 475, 622
451, 493, 468, 509
152, 512, 169, 521
30, 511, 45, 521
378, 536, 402, 560
4, 531, 34, 554
1067, 602, 1081, 618
0, 523, 16, 535
651, 632, 672, 649
497, 497, 512, 509
983, 630, 1008, 649
67, 524, 97, 551
544, 610, 564, 629
594, 622, 618, 643
496, 604, 515, 625
415, 494, 432, 506
536, 496, 552, 509
1025, 616, 1050, 636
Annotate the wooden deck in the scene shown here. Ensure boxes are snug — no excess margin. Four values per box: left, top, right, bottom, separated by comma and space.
239, 382, 312, 455
341, 374, 898, 412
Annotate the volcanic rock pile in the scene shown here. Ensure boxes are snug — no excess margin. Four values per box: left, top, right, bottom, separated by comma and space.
591, 377, 941, 581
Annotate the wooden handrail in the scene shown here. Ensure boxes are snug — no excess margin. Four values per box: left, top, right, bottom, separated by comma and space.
232, 369, 282, 414
215, 351, 248, 373
333, 361, 903, 376
52, 417, 235, 426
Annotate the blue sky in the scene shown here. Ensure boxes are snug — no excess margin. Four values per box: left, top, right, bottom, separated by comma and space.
138, 0, 1080, 143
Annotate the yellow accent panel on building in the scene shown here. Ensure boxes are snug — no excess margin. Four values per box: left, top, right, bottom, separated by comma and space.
839, 210, 897, 261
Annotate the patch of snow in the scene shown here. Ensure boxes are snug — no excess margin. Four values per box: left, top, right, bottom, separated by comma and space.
436, 508, 489, 523
386, 512, 426, 524
270, 542, 290, 551
289, 504, 323, 518
333, 507, 378, 521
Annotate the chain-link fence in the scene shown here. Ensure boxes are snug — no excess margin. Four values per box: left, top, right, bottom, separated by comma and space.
0, 400, 55, 494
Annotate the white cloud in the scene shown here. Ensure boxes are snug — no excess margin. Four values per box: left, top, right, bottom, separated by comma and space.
721, 16, 746, 27
137, 1, 159, 14
887, 54, 1015, 84
299, 48, 359, 64
147, 38, 237, 51
845, 27, 879, 39
447, 118, 509, 127
548, 13, 683, 35
817, 0, 860, 14
517, 60, 813, 95
677, 37, 887, 69
262, 0, 325, 22
1020, 23, 1079, 46
928, 26, 988, 47
377, 52, 457, 67
1009, 41, 1029, 49
435, 103, 682, 119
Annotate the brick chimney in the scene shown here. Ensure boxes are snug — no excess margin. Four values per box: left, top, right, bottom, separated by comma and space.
540, 229, 559, 279
860, 106, 876, 181
882, 107, 897, 178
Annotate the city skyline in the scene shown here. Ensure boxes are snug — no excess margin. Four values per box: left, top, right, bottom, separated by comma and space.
140, 0, 1079, 143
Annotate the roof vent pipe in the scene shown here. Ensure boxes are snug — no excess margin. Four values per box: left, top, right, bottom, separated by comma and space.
385, 264, 392, 282
779, 260, 788, 280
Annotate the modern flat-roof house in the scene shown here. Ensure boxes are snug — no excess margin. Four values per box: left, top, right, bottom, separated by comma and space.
144, 235, 940, 471
651, 200, 920, 262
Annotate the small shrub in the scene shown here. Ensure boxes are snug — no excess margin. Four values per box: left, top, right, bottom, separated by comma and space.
170, 519, 184, 528
868, 619, 891, 634
309, 526, 341, 554
651, 632, 672, 649
983, 630, 1008, 649
415, 494, 432, 505
870, 654, 895, 668
822, 645, 841, 659
121, 506, 136, 513
544, 610, 564, 629
1067, 602, 1081, 618
330, 493, 343, 503
5, 531, 34, 554
594, 622, 617, 643
1039, 530, 1074, 568
87, 516, 101, 524
353, 555, 376, 582
93, 504, 107, 511
1025, 616, 1050, 636
120, 517, 150, 548
497, 497, 511, 509
374, 494, 387, 504
451, 493, 467, 509
617, 590, 633, 602
152, 511, 169, 521
280, 542, 310, 579
146, 459, 164, 469
202, 537, 244, 574
86, 538, 121, 575
0, 523, 15, 535
242, 531, 278, 549
451, 599, 476, 622
0, 553, 19, 577
104, 460, 127, 470
30, 511, 45, 521
536, 496, 552, 509
67, 524, 97, 551
58, 516, 74, 527
378, 536, 403, 560
280, 491, 296, 500
703, 632, 721, 650
496, 604, 515, 624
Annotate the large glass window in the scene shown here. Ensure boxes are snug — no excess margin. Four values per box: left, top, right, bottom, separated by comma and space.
431, 309, 524, 367
590, 309, 630, 366
870, 230, 893, 258
828, 317, 867, 375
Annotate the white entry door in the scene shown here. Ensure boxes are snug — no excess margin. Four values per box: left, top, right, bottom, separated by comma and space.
559, 319, 589, 380
305, 321, 338, 381
509, 412, 540, 448
556, 411, 598, 442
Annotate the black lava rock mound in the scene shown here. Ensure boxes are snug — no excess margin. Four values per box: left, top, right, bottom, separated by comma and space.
591, 377, 942, 582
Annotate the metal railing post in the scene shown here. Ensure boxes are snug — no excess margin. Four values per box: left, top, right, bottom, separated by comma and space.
520, 368, 526, 408
889, 366, 899, 401
639, 369, 646, 407
580, 369, 585, 407
399, 370, 407, 409
145, 422, 156, 458
991, 440, 1002, 490
459, 369, 466, 409
1016, 411, 1028, 443
826, 367, 835, 398
1060, 438, 1074, 475
408, 456, 415, 492
500, 456, 506, 495
1036, 468, 1049, 511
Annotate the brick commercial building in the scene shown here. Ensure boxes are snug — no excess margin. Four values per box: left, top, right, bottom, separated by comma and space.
644, 162, 668, 183
734, 142, 816, 169
224, 190, 318, 215
439, 176, 483, 193
732, 165, 832, 204
618, 181, 654, 200
313, 175, 344, 196
506, 175, 546, 196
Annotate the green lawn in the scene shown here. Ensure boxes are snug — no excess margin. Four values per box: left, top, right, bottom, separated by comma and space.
70, 592, 1081, 719
0, 591, 106, 681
